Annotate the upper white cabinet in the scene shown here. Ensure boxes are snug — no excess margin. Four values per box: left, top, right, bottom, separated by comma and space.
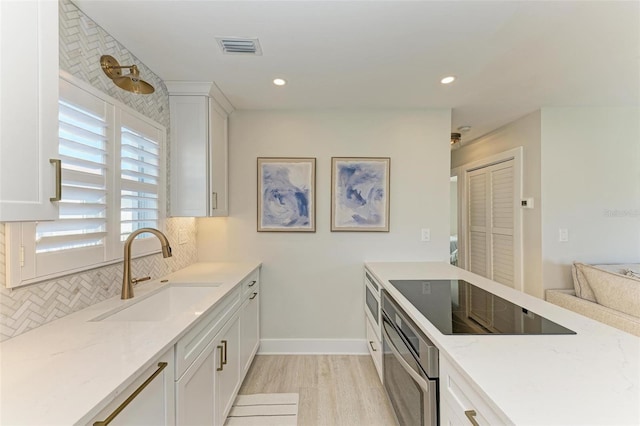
167, 82, 230, 217
0, 0, 60, 221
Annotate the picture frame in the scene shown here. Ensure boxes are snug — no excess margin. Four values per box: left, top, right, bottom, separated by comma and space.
257, 157, 316, 232
331, 157, 390, 232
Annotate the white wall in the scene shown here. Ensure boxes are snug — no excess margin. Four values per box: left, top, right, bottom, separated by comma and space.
450, 178, 458, 236
451, 111, 543, 297
198, 109, 451, 350
540, 107, 640, 290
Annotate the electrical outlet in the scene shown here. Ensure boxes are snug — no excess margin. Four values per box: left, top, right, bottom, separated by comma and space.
421, 228, 430, 242
179, 228, 188, 245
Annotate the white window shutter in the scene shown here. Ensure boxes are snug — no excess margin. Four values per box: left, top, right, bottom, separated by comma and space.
34, 81, 110, 276
118, 111, 164, 255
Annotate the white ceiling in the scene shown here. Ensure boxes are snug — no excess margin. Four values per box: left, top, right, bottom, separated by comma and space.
73, 0, 639, 142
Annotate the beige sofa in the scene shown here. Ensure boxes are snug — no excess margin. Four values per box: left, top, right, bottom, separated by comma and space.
546, 263, 640, 337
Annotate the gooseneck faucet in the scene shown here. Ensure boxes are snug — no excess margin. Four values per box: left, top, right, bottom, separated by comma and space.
121, 227, 173, 299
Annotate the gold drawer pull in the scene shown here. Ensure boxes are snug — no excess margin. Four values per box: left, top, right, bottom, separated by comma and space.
49, 158, 62, 202
465, 409, 479, 426
369, 341, 377, 352
248, 280, 257, 287
217, 345, 224, 371
249, 292, 258, 300
222, 340, 228, 365
93, 362, 167, 426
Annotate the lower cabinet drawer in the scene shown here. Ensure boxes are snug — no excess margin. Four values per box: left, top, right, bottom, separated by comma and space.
439, 355, 511, 426
175, 287, 241, 379
88, 348, 175, 426
366, 316, 383, 382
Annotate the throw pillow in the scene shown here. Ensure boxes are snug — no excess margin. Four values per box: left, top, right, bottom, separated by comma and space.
625, 269, 640, 279
579, 265, 640, 317
572, 263, 597, 302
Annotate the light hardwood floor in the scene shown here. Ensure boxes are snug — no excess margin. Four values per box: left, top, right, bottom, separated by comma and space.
239, 355, 398, 426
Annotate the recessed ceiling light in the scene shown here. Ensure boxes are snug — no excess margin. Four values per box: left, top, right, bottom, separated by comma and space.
440, 76, 456, 85
273, 78, 287, 86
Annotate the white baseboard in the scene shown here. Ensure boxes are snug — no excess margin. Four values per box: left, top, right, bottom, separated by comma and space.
258, 339, 368, 355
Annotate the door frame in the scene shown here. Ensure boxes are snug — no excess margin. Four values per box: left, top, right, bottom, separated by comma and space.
453, 147, 524, 291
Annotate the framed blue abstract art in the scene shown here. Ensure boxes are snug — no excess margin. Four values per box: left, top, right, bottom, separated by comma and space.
331, 157, 390, 232
257, 157, 316, 232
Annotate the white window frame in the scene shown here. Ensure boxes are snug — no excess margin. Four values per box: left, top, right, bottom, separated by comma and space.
5, 71, 167, 288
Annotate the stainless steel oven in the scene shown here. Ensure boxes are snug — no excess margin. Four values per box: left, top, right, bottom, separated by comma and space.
382, 290, 439, 426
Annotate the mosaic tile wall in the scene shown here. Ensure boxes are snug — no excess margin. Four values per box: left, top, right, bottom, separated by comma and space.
0, 0, 198, 342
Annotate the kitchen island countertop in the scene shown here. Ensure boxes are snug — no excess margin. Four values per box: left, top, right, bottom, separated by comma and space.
366, 261, 639, 426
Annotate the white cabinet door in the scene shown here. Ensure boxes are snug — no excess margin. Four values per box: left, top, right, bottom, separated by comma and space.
169, 95, 209, 217
168, 92, 229, 217
240, 287, 260, 375
216, 315, 241, 425
209, 98, 228, 216
89, 349, 175, 426
0, 0, 59, 221
175, 340, 217, 426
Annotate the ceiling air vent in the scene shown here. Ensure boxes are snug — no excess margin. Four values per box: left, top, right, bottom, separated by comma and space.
216, 37, 262, 55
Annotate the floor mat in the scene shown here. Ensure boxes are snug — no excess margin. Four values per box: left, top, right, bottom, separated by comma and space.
225, 393, 299, 425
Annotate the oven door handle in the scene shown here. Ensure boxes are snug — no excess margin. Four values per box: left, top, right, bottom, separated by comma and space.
382, 318, 430, 393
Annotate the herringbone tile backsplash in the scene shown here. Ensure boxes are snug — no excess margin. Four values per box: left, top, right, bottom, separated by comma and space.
0, 0, 199, 342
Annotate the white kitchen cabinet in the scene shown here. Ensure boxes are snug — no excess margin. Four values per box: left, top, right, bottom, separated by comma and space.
176, 340, 217, 425
239, 274, 260, 375
439, 354, 511, 426
215, 315, 241, 425
0, 0, 59, 221
173, 269, 260, 426
89, 348, 175, 426
167, 82, 229, 217
365, 316, 383, 381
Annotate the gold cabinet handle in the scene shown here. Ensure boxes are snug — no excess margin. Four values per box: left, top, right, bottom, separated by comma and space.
369, 341, 377, 352
49, 158, 62, 201
217, 345, 224, 371
93, 362, 167, 426
465, 409, 479, 426
212, 192, 218, 210
221, 340, 228, 365
248, 280, 257, 287
249, 292, 258, 300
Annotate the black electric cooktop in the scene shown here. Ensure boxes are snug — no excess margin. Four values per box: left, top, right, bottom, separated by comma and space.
389, 279, 575, 335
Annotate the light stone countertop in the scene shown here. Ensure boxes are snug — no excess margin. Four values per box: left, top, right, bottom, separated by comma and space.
0, 261, 261, 426
365, 261, 640, 426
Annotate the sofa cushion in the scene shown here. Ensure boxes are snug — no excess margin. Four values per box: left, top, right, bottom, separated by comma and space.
578, 264, 640, 318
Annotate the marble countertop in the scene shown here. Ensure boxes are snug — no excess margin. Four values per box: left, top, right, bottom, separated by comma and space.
0, 261, 261, 426
365, 261, 640, 426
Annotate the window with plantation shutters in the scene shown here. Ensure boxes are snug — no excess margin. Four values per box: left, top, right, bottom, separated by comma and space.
6, 74, 166, 288
120, 112, 162, 245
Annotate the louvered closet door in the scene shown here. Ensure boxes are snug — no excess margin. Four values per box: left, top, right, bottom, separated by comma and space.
467, 159, 515, 288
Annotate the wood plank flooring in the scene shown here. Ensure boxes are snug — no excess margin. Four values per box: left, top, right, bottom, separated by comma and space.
238, 355, 398, 426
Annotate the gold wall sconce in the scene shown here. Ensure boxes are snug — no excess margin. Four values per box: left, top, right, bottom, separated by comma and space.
100, 55, 155, 94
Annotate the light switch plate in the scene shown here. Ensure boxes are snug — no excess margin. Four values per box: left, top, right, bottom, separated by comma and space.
559, 228, 569, 242
421, 228, 430, 242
